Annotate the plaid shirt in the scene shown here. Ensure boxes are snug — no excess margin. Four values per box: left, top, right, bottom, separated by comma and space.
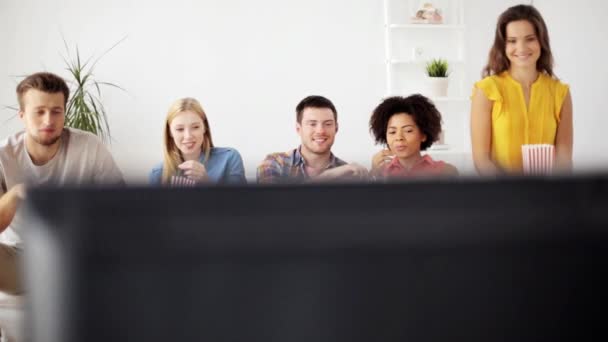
256, 146, 347, 184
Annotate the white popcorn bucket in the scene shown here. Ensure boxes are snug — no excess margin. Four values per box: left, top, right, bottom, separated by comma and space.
170, 175, 196, 187
521, 144, 554, 175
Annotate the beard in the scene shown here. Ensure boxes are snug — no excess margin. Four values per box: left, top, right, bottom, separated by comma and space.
32, 133, 62, 147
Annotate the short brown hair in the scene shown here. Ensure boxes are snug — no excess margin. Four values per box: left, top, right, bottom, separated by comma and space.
295, 95, 337, 123
369, 94, 442, 151
483, 4, 554, 77
16, 72, 70, 110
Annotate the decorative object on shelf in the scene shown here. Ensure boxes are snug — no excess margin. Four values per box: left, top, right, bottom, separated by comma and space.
425, 58, 449, 97
411, 3, 443, 24
412, 46, 425, 62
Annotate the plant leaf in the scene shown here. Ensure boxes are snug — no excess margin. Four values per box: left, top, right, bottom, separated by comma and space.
60, 37, 126, 144
89, 35, 128, 73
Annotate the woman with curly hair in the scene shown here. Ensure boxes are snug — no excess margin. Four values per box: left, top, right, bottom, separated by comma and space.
369, 94, 458, 178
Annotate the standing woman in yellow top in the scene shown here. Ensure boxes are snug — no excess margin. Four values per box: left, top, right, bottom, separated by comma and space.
471, 4, 572, 175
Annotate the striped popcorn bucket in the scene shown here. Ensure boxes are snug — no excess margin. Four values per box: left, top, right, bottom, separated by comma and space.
521, 144, 555, 176
170, 175, 196, 187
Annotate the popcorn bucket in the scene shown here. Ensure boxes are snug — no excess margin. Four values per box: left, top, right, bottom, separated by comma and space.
521, 144, 554, 175
171, 175, 196, 187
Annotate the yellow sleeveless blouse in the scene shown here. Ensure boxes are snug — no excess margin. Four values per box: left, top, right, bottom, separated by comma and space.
473, 71, 569, 173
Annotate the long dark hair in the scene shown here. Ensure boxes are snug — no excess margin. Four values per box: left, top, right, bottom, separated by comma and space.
483, 4, 554, 77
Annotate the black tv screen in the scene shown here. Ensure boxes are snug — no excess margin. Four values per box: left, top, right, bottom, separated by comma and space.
22, 177, 608, 342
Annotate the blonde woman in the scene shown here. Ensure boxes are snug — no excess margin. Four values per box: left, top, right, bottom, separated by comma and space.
149, 98, 246, 185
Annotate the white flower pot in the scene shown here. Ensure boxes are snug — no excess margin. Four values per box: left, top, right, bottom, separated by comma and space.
426, 76, 449, 97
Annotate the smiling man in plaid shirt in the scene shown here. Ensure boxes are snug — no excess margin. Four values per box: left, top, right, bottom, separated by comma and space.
256, 95, 368, 184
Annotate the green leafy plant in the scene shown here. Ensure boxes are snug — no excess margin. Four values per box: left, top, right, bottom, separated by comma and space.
2, 38, 127, 141
61, 36, 127, 142
425, 58, 449, 78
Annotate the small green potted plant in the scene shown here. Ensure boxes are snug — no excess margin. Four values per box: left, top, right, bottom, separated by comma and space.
425, 58, 449, 97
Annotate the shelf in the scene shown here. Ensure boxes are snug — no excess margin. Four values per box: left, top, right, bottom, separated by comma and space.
425, 147, 468, 155
388, 24, 465, 30
384, 92, 468, 103
384, 1, 468, 164
427, 145, 470, 154
389, 59, 464, 65
428, 144, 450, 151
431, 96, 469, 103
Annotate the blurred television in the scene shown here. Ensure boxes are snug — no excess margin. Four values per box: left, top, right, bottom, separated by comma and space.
22, 176, 608, 342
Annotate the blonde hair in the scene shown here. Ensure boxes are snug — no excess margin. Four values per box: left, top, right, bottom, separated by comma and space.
161, 98, 214, 184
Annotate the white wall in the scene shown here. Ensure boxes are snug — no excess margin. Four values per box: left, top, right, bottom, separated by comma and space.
534, 0, 608, 172
1, 0, 606, 182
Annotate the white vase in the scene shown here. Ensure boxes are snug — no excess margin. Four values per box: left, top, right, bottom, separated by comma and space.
426, 76, 449, 97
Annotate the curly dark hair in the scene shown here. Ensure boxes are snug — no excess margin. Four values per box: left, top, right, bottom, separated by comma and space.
369, 94, 442, 151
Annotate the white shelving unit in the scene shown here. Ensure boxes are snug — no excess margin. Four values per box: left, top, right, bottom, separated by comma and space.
389, 24, 465, 30
383, 0, 472, 172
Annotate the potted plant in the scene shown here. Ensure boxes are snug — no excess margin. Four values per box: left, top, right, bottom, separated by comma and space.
425, 58, 449, 97
61, 37, 126, 143
4, 38, 126, 142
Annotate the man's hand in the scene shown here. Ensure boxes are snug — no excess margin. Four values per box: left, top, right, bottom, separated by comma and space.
0, 183, 27, 233
316, 163, 369, 181
11, 184, 26, 200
